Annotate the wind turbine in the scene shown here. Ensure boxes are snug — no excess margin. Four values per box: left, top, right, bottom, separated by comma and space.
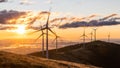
41, 8, 56, 58
51, 19, 63, 52
80, 27, 88, 44
34, 27, 45, 55
28, 8, 56, 58
90, 31, 93, 42
93, 28, 97, 41
28, 26, 45, 55
108, 32, 110, 42
52, 34, 62, 52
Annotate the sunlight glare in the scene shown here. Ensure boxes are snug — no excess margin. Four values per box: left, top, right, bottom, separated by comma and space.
16, 25, 26, 34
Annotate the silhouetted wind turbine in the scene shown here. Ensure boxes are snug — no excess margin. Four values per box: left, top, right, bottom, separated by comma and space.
90, 31, 93, 42
28, 26, 45, 55
108, 32, 110, 42
93, 28, 97, 41
34, 26, 45, 55
51, 19, 63, 52
80, 27, 88, 43
28, 8, 56, 58
52, 34, 62, 52
41, 8, 56, 58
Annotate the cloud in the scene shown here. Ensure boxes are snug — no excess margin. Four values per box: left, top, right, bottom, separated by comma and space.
25, 13, 120, 29
39, 11, 50, 15
50, 17, 67, 23
50, 14, 98, 24
59, 21, 87, 29
59, 20, 120, 29
1, 10, 119, 30
0, 10, 50, 24
0, 25, 17, 30
0, 0, 7, 3
0, 10, 51, 30
99, 14, 117, 21
0, 26, 16, 30
0, 10, 26, 24
20, 0, 35, 5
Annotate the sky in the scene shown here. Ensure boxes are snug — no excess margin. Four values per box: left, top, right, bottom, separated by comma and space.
0, 0, 120, 42
1, 0, 120, 16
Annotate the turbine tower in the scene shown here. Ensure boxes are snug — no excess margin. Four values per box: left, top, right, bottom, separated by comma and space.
53, 35, 61, 52
34, 28, 45, 55
93, 28, 97, 41
90, 31, 93, 42
42, 8, 56, 58
52, 20, 63, 52
46, 9, 50, 59
108, 32, 110, 42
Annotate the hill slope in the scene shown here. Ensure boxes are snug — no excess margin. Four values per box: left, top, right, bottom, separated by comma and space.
30, 41, 120, 68
0, 51, 98, 68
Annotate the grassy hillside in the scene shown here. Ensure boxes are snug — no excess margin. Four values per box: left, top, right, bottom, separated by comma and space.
30, 40, 120, 68
0, 51, 98, 68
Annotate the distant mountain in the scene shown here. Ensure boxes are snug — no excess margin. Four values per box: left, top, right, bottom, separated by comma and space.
29, 40, 120, 68
0, 51, 98, 68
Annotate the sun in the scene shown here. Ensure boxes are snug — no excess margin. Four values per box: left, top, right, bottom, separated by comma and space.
16, 25, 26, 34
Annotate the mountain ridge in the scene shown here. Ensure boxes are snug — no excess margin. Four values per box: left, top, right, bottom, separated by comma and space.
29, 40, 120, 68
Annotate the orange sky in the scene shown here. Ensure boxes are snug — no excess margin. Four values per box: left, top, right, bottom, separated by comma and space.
0, 24, 120, 42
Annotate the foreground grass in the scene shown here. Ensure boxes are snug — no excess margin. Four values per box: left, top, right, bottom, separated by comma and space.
0, 51, 99, 68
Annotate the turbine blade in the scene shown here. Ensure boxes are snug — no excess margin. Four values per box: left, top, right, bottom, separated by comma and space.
34, 34, 43, 42
28, 30, 41, 35
48, 28, 56, 36
80, 35, 84, 38
85, 35, 89, 39
42, 32, 53, 37
46, 9, 51, 25
41, 27, 47, 30
51, 38, 56, 44
58, 36, 61, 38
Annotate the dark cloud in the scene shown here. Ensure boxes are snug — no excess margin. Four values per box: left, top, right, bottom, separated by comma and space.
99, 14, 117, 21
50, 17, 67, 23
59, 21, 87, 29
59, 20, 120, 29
39, 11, 50, 14
20, 0, 35, 5
0, 0, 7, 3
50, 15, 97, 24
0, 10, 26, 24
0, 10, 52, 30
